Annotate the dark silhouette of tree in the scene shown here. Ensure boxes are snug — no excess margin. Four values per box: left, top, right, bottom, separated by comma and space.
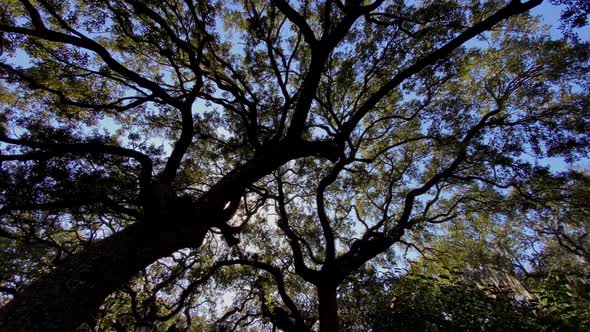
0, 0, 588, 331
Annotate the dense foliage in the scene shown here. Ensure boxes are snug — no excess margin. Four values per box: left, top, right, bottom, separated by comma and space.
0, 0, 588, 331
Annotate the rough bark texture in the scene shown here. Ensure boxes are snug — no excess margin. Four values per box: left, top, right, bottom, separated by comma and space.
318, 285, 339, 332
0, 217, 209, 332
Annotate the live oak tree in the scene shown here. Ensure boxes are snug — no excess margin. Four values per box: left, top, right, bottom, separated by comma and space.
0, 0, 588, 331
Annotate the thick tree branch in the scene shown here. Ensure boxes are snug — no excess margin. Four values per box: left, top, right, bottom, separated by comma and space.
159, 102, 195, 184
339, 0, 543, 138
285, 1, 370, 140
272, 0, 317, 46
316, 159, 348, 262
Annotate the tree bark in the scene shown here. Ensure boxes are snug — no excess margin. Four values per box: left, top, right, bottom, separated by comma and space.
0, 217, 209, 332
318, 284, 339, 332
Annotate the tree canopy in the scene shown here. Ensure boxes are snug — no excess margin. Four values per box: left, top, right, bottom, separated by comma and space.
0, 0, 589, 331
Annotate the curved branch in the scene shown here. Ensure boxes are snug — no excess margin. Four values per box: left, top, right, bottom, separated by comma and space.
0, 134, 153, 190
276, 175, 320, 283
224, 259, 307, 329
316, 159, 348, 262
1, 2, 175, 103
272, 0, 317, 46
159, 102, 194, 184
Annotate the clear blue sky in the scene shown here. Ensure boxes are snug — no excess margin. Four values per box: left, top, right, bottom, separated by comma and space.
533, 1, 590, 40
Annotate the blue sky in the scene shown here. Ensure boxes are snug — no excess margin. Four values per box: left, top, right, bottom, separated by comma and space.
533, 1, 590, 40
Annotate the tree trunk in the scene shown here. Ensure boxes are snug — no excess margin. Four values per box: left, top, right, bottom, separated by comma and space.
0, 140, 337, 331
0, 218, 209, 332
318, 285, 339, 332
